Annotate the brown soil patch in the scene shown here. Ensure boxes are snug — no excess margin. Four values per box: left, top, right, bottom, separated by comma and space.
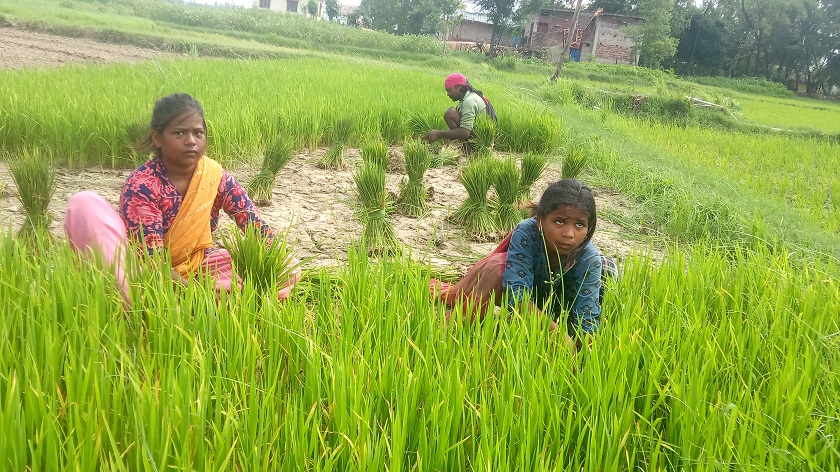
0, 26, 174, 70
0, 150, 663, 275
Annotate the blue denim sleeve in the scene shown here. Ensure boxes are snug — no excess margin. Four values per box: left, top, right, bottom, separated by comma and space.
565, 244, 603, 334
502, 223, 536, 310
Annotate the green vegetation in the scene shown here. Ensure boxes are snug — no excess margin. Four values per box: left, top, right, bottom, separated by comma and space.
1, 1, 840, 469
8, 149, 56, 237
1, 234, 837, 469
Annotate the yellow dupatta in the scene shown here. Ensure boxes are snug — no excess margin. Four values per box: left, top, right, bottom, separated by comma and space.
164, 156, 223, 278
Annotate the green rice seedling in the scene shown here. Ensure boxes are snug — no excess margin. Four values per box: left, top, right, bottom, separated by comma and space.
361, 137, 389, 169
518, 151, 548, 203
379, 109, 404, 144
430, 142, 461, 168
453, 156, 497, 239
354, 162, 397, 253
9, 149, 56, 237
398, 137, 431, 217
320, 141, 347, 170
246, 135, 296, 206
469, 113, 496, 158
561, 140, 590, 179
221, 223, 302, 296
494, 157, 521, 231
407, 112, 434, 138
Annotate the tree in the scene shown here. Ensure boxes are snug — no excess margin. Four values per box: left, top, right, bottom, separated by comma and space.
325, 0, 340, 21
359, 0, 462, 36
306, 0, 319, 17
625, 0, 678, 68
474, 0, 555, 56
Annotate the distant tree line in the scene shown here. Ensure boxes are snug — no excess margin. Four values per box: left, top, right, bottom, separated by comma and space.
341, 0, 838, 94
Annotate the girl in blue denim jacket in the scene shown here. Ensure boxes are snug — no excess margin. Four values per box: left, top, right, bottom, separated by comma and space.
433, 179, 617, 342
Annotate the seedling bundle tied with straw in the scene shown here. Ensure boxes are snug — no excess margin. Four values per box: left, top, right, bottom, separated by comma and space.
9, 148, 56, 238
453, 156, 496, 240
354, 162, 397, 253
398, 137, 431, 217
222, 224, 302, 298
494, 157, 521, 231
361, 137, 390, 169
518, 151, 548, 203
320, 116, 355, 170
469, 114, 496, 158
247, 136, 296, 206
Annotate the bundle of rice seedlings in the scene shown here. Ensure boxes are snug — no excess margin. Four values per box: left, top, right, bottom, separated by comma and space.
354, 162, 397, 253
320, 142, 346, 170
562, 141, 590, 179
222, 223, 302, 296
453, 156, 496, 239
518, 151, 548, 203
494, 157, 521, 231
10, 149, 56, 237
361, 137, 389, 169
408, 112, 434, 137
247, 136, 296, 206
469, 113, 496, 158
330, 116, 356, 146
430, 142, 461, 168
398, 137, 431, 217
379, 109, 404, 144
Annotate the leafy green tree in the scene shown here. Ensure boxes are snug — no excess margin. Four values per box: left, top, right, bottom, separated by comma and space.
306, 0, 319, 17
325, 0, 340, 21
359, 0, 461, 35
625, 0, 678, 68
474, 0, 556, 56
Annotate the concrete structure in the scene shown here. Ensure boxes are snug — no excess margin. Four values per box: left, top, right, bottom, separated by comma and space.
525, 8, 642, 65
258, 0, 323, 16
447, 11, 512, 47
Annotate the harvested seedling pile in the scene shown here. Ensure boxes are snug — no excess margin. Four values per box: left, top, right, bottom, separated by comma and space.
398, 137, 431, 217
354, 162, 397, 253
247, 136, 295, 205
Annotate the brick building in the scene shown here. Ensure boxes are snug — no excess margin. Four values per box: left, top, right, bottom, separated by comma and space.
447, 11, 512, 47
525, 8, 643, 65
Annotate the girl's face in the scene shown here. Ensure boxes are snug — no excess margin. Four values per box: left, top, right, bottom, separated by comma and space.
151, 111, 206, 168
537, 205, 590, 257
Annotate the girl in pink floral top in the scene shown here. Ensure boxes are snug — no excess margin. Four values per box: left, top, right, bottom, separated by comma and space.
64, 93, 298, 302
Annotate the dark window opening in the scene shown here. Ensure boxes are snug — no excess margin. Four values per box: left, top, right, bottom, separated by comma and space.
287, 0, 298, 12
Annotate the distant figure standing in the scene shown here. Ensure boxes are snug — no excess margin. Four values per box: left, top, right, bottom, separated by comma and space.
426, 73, 497, 155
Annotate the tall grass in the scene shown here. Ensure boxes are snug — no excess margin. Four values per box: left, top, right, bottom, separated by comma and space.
246, 135, 296, 206
353, 162, 397, 253
1, 233, 838, 469
453, 156, 497, 239
398, 137, 431, 217
9, 149, 56, 237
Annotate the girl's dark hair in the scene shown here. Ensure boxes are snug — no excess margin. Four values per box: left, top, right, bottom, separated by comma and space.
530, 179, 597, 259
135, 93, 205, 156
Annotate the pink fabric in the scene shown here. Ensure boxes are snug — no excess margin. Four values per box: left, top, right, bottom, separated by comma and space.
64, 191, 301, 303
64, 191, 131, 300
432, 231, 514, 322
444, 73, 467, 89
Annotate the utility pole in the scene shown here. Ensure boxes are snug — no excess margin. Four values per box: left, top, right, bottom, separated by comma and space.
549, 0, 584, 82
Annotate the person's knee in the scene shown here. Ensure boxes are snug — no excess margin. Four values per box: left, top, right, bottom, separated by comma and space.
444, 107, 461, 122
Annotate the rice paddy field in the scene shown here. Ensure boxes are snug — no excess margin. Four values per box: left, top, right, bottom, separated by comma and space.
1, 0, 839, 470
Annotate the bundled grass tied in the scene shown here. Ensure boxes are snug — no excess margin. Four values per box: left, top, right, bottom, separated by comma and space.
494, 157, 521, 231
247, 135, 296, 206
221, 223, 302, 296
453, 156, 496, 240
430, 142, 461, 168
518, 151, 547, 203
361, 137, 390, 169
320, 142, 347, 170
354, 162, 397, 253
408, 112, 434, 138
9, 148, 56, 237
562, 140, 590, 179
379, 109, 404, 144
398, 137, 431, 217
469, 114, 496, 159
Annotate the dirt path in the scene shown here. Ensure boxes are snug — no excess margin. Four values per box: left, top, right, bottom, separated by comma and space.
0, 26, 174, 69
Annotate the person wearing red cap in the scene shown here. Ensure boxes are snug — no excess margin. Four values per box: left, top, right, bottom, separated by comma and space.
426, 73, 496, 154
